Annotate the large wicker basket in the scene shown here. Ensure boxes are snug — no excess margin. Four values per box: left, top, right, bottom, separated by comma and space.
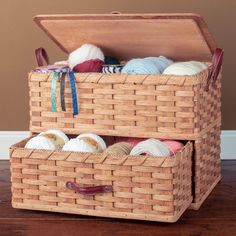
10, 13, 222, 221
28, 69, 221, 210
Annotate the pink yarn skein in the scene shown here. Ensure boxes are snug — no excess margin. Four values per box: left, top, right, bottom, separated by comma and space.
162, 140, 184, 155
115, 137, 146, 147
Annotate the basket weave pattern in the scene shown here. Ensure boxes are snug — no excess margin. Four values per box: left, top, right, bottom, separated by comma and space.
28, 68, 221, 209
29, 69, 218, 140
10, 140, 192, 222
193, 121, 221, 206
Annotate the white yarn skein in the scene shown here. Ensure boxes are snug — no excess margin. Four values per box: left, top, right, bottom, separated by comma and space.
68, 44, 105, 69
39, 130, 69, 143
77, 133, 107, 152
25, 136, 56, 150
130, 139, 170, 157
62, 138, 97, 153
163, 61, 207, 76
39, 129, 69, 150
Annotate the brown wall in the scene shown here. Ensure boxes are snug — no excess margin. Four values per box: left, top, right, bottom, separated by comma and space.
1, 0, 235, 130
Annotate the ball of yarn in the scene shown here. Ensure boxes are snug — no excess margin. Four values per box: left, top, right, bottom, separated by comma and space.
68, 44, 104, 70
104, 56, 120, 65
102, 64, 124, 74
130, 139, 170, 157
62, 138, 97, 153
121, 58, 159, 74
39, 129, 69, 150
121, 56, 173, 74
115, 137, 146, 147
163, 61, 207, 75
73, 59, 104, 73
77, 133, 107, 152
25, 136, 56, 150
162, 140, 184, 155
104, 142, 132, 156
145, 56, 173, 73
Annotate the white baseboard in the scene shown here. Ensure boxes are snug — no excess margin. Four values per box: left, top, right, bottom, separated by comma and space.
220, 130, 236, 159
0, 131, 30, 160
0, 131, 235, 160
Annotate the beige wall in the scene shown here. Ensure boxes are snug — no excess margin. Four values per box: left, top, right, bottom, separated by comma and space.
1, 0, 235, 130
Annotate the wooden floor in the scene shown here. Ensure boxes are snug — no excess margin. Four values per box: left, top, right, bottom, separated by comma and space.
0, 160, 235, 236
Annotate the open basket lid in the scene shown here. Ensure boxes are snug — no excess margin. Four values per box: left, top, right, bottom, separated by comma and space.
34, 13, 217, 62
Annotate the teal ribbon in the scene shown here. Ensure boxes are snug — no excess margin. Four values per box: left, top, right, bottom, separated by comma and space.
51, 71, 59, 112
69, 71, 78, 116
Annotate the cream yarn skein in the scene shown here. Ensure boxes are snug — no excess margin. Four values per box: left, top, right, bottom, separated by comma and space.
68, 44, 104, 70
163, 61, 207, 75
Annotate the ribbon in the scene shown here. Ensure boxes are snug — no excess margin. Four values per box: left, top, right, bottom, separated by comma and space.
33, 66, 70, 73
69, 71, 78, 116
60, 72, 66, 111
51, 72, 59, 112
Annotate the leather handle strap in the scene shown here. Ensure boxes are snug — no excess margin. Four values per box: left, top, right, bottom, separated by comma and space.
66, 181, 113, 195
206, 48, 224, 91
35, 47, 50, 67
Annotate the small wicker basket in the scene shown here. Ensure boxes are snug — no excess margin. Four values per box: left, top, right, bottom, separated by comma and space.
10, 138, 192, 222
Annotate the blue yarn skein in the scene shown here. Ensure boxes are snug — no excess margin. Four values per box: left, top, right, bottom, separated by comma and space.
145, 56, 173, 73
121, 58, 159, 74
121, 56, 173, 74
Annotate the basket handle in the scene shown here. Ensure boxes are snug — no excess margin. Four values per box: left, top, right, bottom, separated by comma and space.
66, 181, 113, 195
206, 48, 224, 91
35, 47, 50, 67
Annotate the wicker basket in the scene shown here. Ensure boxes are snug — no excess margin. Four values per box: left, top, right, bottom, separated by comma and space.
29, 68, 220, 139
10, 138, 192, 223
29, 65, 221, 210
10, 13, 222, 220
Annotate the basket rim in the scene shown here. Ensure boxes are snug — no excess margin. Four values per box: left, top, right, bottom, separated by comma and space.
29, 66, 211, 86
10, 136, 192, 167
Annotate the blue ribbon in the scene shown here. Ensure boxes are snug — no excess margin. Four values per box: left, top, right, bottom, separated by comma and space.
51, 71, 59, 112
69, 71, 78, 116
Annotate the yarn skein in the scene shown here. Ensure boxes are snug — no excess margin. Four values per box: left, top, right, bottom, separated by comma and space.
130, 139, 170, 157
73, 59, 104, 73
163, 61, 207, 75
162, 140, 184, 155
115, 137, 146, 147
102, 64, 124, 74
104, 142, 132, 156
145, 56, 173, 73
77, 133, 107, 152
121, 58, 159, 74
121, 56, 173, 74
39, 129, 69, 150
68, 44, 104, 70
62, 138, 98, 153
25, 136, 56, 150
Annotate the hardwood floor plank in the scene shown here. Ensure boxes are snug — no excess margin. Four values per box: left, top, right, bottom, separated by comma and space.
0, 219, 235, 236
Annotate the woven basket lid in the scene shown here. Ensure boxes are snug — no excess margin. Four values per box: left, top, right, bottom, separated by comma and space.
34, 13, 217, 62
